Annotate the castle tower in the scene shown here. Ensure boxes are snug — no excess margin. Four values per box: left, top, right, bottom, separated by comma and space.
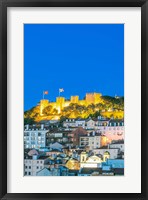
94, 93, 102, 104
56, 97, 65, 113
86, 92, 102, 105
40, 99, 49, 116
70, 96, 79, 104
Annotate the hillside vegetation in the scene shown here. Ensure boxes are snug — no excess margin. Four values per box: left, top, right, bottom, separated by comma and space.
24, 96, 124, 124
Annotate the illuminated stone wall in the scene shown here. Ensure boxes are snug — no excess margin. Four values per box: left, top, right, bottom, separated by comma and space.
39, 92, 102, 115
70, 96, 79, 104
40, 99, 49, 116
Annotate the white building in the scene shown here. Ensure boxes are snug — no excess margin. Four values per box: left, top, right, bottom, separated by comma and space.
80, 152, 102, 168
85, 119, 96, 129
109, 141, 124, 152
75, 119, 86, 128
24, 124, 48, 149
79, 132, 101, 149
98, 119, 124, 142
93, 147, 119, 160
24, 155, 50, 176
63, 119, 76, 128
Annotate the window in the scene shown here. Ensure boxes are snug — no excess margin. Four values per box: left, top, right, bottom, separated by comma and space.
29, 166, 31, 169
25, 166, 27, 169
25, 172, 27, 175
40, 161, 42, 164
38, 132, 41, 136
31, 132, 36, 136
37, 166, 39, 169
28, 172, 31, 175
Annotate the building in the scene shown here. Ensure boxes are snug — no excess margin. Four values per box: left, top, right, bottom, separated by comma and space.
46, 131, 71, 145
80, 152, 102, 168
63, 119, 76, 128
109, 140, 124, 152
24, 154, 50, 176
85, 119, 96, 129
79, 132, 102, 149
24, 124, 48, 149
98, 119, 124, 142
69, 127, 87, 146
93, 147, 120, 160
75, 119, 86, 128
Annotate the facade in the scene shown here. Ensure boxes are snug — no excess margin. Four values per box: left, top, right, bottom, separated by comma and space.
24, 155, 50, 176
69, 127, 87, 146
98, 119, 124, 142
63, 119, 76, 128
79, 132, 102, 149
109, 141, 124, 152
46, 131, 71, 145
93, 148, 119, 160
24, 124, 48, 149
75, 119, 86, 128
85, 119, 96, 129
80, 152, 102, 168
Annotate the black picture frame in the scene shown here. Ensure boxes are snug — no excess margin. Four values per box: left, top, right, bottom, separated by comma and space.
0, 0, 147, 199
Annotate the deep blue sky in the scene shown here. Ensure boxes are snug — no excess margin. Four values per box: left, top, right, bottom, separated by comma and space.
24, 24, 124, 111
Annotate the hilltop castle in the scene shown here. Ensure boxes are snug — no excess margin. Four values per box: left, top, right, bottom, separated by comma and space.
40, 92, 102, 116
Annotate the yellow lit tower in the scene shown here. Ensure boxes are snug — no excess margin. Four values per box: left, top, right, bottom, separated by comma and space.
40, 91, 49, 116
40, 99, 49, 116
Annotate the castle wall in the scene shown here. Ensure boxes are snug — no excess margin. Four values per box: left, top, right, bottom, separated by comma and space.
70, 96, 79, 104
56, 97, 65, 113
40, 99, 49, 116
86, 93, 102, 105
39, 93, 102, 115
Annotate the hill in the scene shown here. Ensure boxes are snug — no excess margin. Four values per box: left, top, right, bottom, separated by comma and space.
24, 96, 124, 124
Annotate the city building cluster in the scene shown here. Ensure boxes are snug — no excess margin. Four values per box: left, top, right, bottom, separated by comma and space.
24, 116, 124, 176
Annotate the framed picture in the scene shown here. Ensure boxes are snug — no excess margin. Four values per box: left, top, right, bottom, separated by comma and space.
0, 0, 148, 199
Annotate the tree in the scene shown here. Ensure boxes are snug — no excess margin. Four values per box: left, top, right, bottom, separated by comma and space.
24, 118, 35, 125
42, 105, 53, 115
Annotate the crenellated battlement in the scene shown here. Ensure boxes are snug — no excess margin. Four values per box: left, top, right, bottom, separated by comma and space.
39, 92, 102, 116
